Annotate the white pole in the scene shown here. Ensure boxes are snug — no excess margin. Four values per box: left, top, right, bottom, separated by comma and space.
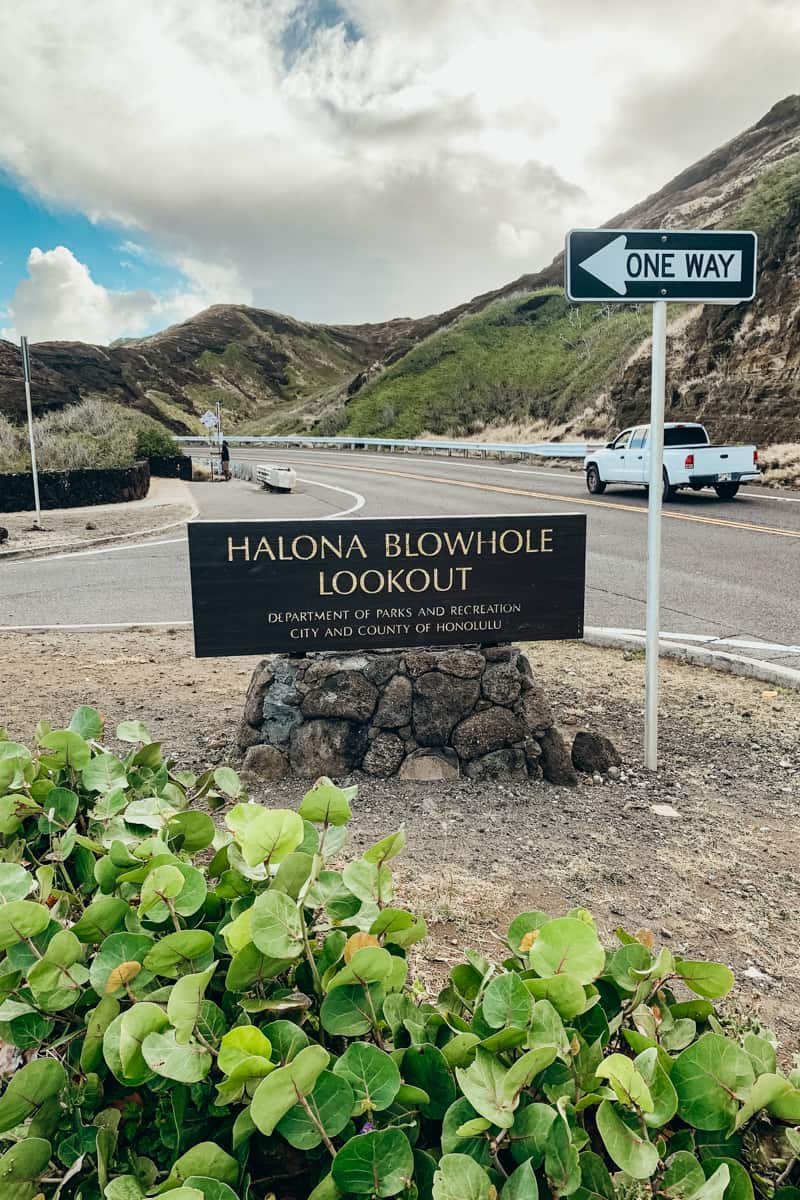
20, 337, 42, 530
644, 301, 667, 770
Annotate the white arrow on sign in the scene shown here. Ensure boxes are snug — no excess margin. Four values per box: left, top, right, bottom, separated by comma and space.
578, 235, 743, 296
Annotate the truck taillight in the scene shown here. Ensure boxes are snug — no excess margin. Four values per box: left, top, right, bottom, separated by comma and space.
754, 449, 759, 465
685, 453, 695, 469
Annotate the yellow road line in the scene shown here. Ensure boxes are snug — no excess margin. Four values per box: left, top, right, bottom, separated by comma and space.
326, 462, 800, 539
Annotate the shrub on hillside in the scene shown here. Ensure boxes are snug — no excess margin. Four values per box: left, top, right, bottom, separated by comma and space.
0, 714, 797, 1200
0, 400, 177, 474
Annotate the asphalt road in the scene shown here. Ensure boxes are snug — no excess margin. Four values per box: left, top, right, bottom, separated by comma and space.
2, 447, 798, 668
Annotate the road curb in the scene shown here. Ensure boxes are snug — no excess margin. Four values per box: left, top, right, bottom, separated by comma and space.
0, 509, 196, 563
585, 627, 800, 691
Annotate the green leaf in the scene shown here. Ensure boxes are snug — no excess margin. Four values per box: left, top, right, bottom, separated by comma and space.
544, 1107, 581, 1196
501, 1047, 558, 1103
72, 897, 130, 942
672, 1035, 755, 1130
742, 1032, 777, 1077
276, 1069, 354, 1149
250, 890, 304, 959
332, 1128, 413, 1198
596, 1100, 659, 1179
167, 812, 215, 853
327, 946, 395, 990
508, 912, 550, 955
364, 828, 406, 864
767, 1086, 800, 1121
0, 1138, 53, 1198
116, 720, 152, 743
105, 1177, 145, 1200
432, 1153, 494, 1200
82, 752, 128, 794
0, 1059, 66, 1132
333, 1042, 401, 1113
675, 960, 734, 1000
635, 1047, 678, 1128
141, 1029, 212, 1082
701, 1160, 753, 1200
162, 1143, 238, 1189
0, 900, 50, 950
509, 1102, 556, 1166
69, 705, 103, 739
0, 864, 34, 902
250, 1044, 330, 1135
218, 1026, 272, 1073
529, 918, 605, 984
503, 1160, 539, 1200
40, 729, 91, 769
524, 974, 587, 1020
89, 933, 153, 997
227, 803, 303, 867
119, 1003, 170, 1076
483, 972, 534, 1030
456, 1047, 518, 1128
734, 1074, 795, 1130
213, 765, 242, 797
264, 1019, 311, 1063
690, 1165, 731, 1200
661, 1151, 706, 1199
167, 963, 216, 1043
576, 1151, 615, 1200
342, 860, 392, 906
140, 865, 185, 918
143, 930, 215, 978
299, 777, 355, 826
595, 1053, 654, 1112
81, 996, 121, 1072
403, 1043, 456, 1120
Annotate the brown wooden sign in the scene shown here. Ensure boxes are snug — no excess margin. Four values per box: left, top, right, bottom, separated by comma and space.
187, 514, 586, 657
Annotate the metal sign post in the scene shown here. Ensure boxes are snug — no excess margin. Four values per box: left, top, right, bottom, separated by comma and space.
644, 302, 666, 770
20, 336, 42, 530
565, 227, 757, 770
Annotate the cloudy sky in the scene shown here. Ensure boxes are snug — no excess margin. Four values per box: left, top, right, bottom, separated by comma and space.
0, 0, 798, 343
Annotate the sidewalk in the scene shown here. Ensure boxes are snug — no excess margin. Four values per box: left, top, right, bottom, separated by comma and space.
0, 478, 197, 560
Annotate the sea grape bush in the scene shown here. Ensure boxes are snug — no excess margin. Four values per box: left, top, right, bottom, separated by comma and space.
0, 710, 798, 1200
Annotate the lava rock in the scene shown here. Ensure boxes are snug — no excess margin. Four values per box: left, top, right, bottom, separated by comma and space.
262, 698, 303, 745
538, 728, 579, 786
243, 659, 275, 725
571, 731, 622, 775
301, 672, 378, 722
482, 662, 522, 705
373, 674, 413, 728
236, 719, 261, 750
413, 671, 480, 746
465, 747, 528, 780
362, 732, 405, 777
362, 653, 401, 686
289, 719, 368, 777
242, 744, 289, 781
451, 707, 524, 760
519, 687, 554, 731
398, 748, 459, 780
0, 527, 8, 544
433, 648, 485, 678
303, 655, 371, 686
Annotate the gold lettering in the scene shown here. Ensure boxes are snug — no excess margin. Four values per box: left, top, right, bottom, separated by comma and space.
442, 529, 474, 555
227, 536, 250, 562
542, 528, 554, 552
346, 535, 368, 559
291, 535, 317, 561
384, 532, 402, 557
253, 537, 276, 561
475, 529, 497, 554
418, 532, 443, 557
499, 529, 523, 554
320, 535, 344, 559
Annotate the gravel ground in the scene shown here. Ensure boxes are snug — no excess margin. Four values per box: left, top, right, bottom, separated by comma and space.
1, 629, 798, 1049
0, 479, 194, 558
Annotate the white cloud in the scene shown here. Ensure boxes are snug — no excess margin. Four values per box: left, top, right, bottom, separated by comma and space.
1, 245, 250, 344
0, 0, 798, 330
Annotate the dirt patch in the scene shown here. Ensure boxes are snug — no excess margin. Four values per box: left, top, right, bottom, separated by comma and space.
1, 630, 798, 1048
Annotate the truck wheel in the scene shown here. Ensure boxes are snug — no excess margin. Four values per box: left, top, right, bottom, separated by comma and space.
714, 482, 740, 500
662, 470, 677, 502
586, 465, 606, 495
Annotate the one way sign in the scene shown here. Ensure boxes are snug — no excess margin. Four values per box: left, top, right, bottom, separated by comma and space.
565, 228, 757, 303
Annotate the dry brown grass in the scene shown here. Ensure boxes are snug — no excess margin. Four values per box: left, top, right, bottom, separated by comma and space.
759, 442, 800, 489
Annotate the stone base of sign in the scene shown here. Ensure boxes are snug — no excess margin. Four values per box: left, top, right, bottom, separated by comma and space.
237, 644, 590, 785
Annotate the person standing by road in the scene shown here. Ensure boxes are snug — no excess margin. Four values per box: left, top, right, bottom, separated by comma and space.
221, 439, 231, 481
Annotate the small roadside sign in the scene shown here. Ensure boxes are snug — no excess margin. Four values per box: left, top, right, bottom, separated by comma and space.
200, 410, 219, 428
565, 228, 757, 303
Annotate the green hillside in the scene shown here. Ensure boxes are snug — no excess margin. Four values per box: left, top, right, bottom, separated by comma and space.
339, 290, 651, 439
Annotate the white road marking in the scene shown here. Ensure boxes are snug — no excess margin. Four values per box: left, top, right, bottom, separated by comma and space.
3, 537, 185, 566
0, 620, 193, 631
591, 627, 799, 654
295, 475, 365, 516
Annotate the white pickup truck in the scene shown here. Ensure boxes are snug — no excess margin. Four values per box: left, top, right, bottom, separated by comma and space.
584, 423, 759, 502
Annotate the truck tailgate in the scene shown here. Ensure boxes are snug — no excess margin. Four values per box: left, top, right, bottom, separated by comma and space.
692, 446, 756, 477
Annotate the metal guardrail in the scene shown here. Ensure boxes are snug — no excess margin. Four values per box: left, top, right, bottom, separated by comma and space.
175, 435, 592, 460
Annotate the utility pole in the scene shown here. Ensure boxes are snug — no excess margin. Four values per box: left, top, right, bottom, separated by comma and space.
20, 336, 42, 529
